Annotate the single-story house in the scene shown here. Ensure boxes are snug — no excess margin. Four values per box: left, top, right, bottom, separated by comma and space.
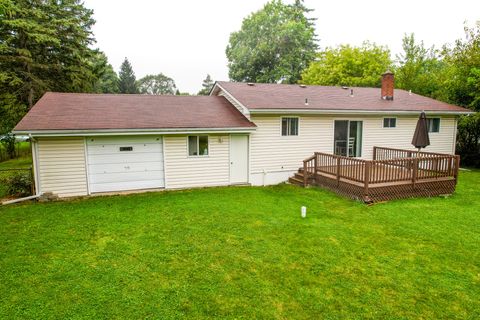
14, 72, 473, 198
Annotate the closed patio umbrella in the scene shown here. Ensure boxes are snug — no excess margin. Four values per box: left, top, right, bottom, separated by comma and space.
412, 111, 430, 152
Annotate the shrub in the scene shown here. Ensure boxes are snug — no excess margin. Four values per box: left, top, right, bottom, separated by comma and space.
456, 113, 480, 168
1, 171, 32, 197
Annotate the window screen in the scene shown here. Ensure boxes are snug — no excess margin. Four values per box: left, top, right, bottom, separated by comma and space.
427, 118, 440, 133
282, 118, 299, 136
383, 118, 396, 128
188, 136, 208, 156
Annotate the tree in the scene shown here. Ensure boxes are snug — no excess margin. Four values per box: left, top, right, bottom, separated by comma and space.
441, 22, 480, 111
0, 0, 96, 156
456, 113, 480, 167
118, 58, 138, 93
91, 51, 119, 93
440, 23, 480, 168
301, 42, 392, 87
175, 89, 190, 96
394, 33, 446, 98
137, 74, 176, 95
197, 74, 214, 95
226, 0, 317, 84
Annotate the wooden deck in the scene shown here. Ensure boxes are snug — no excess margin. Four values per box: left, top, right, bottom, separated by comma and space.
290, 146, 460, 203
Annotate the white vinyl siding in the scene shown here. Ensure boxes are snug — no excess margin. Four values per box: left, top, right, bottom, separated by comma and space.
364, 116, 456, 158
164, 135, 230, 189
37, 137, 88, 197
250, 115, 333, 174
249, 115, 457, 176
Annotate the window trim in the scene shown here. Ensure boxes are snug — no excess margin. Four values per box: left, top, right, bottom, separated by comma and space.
281, 116, 299, 136
187, 135, 209, 157
382, 117, 397, 128
427, 117, 441, 133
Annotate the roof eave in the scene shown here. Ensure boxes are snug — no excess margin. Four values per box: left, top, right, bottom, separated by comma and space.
248, 109, 474, 116
13, 127, 256, 137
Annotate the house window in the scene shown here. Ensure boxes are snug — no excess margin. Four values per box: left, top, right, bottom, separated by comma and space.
282, 117, 299, 136
188, 136, 209, 156
427, 118, 440, 133
383, 118, 397, 128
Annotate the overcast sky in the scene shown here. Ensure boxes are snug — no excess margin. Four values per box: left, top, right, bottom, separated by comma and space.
83, 0, 480, 94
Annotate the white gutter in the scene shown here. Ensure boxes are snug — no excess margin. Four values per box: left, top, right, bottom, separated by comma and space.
248, 109, 474, 116
13, 127, 256, 137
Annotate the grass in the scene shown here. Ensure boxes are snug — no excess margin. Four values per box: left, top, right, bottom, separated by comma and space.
0, 141, 31, 162
0, 171, 479, 319
0, 155, 33, 199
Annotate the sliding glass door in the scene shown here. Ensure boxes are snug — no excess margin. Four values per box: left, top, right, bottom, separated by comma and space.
334, 120, 363, 157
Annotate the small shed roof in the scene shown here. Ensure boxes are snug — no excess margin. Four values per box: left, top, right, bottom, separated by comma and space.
14, 93, 256, 132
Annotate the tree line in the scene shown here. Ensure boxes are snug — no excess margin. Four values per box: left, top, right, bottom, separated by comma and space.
0, 0, 478, 165
115, 58, 214, 96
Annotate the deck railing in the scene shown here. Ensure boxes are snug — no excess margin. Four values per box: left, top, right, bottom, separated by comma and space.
373, 146, 450, 160
302, 147, 460, 192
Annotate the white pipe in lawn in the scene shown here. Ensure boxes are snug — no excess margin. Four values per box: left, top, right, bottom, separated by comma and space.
301, 206, 307, 218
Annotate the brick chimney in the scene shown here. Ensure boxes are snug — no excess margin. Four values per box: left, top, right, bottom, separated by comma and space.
381, 70, 394, 100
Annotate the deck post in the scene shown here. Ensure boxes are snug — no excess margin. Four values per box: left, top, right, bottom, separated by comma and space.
373, 147, 377, 160
303, 160, 308, 187
447, 156, 452, 176
454, 155, 460, 185
313, 153, 318, 183
336, 156, 341, 186
412, 157, 418, 189
364, 161, 371, 199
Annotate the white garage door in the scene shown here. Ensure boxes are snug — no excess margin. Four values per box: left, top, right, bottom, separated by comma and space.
87, 136, 165, 193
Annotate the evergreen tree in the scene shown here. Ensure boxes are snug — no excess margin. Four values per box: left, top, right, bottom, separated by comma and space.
91, 51, 119, 93
0, 0, 96, 156
197, 74, 214, 95
118, 58, 138, 93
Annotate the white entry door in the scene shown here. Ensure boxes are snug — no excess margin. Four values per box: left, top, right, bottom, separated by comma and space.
87, 136, 165, 193
230, 135, 249, 184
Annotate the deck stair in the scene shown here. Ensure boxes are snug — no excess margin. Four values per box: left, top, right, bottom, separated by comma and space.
288, 168, 313, 186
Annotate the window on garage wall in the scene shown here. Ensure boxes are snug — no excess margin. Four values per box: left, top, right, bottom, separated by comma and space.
188, 136, 209, 156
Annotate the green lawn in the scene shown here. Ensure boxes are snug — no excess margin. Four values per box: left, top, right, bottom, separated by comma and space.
0, 171, 479, 319
0, 156, 33, 199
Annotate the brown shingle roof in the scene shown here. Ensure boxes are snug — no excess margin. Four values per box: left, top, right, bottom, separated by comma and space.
14, 93, 256, 132
217, 81, 471, 113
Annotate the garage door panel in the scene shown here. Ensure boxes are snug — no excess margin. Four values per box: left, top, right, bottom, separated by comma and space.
88, 162, 164, 174
88, 152, 163, 165
90, 180, 165, 193
89, 170, 164, 184
87, 143, 162, 155
87, 136, 165, 193
88, 136, 162, 145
